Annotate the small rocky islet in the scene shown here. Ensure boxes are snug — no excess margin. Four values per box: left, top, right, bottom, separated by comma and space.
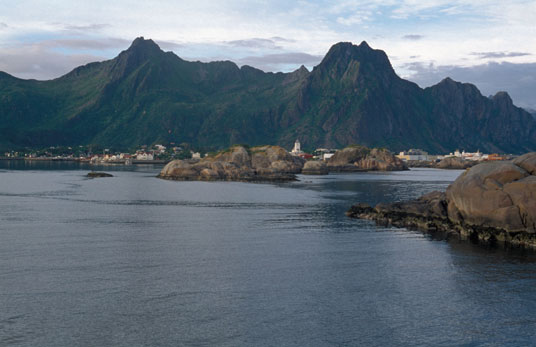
347, 152, 536, 249
158, 145, 305, 182
327, 145, 408, 172
407, 156, 479, 169
87, 172, 113, 178
157, 144, 406, 181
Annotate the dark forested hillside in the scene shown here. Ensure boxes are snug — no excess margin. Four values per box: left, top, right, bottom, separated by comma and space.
1, 37, 535, 153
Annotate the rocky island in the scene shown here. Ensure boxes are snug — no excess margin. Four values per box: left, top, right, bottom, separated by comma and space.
158, 145, 305, 182
302, 160, 329, 175
87, 172, 113, 178
407, 157, 479, 169
347, 152, 536, 248
327, 146, 407, 172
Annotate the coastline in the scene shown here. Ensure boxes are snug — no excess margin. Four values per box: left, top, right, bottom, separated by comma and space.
0, 157, 169, 164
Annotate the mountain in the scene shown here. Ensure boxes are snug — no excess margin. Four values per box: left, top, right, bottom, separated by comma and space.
1, 37, 535, 153
525, 108, 536, 119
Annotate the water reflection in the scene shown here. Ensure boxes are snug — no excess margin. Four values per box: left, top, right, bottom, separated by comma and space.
1, 163, 535, 346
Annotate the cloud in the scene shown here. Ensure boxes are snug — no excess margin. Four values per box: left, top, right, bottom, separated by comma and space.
0, 37, 130, 80
225, 38, 283, 50
470, 51, 531, 59
402, 34, 424, 40
336, 10, 372, 26
0, 22, 7, 29
271, 36, 295, 43
155, 40, 184, 51
336, 14, 367, 25
405, 61, 536, 109
0, 0, 534, 82
237, 52, 323, 72
43, 37, 130, 50
62, 23, 110, 32
0, 48, 104, 80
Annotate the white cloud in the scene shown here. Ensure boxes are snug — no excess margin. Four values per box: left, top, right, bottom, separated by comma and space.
0, 0, 533, 85
0, 44, 105, 80
405, 61, 536, 109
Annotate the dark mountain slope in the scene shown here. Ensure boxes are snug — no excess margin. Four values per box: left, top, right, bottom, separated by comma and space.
0, 37, 535, 153
424, 78, 536, 153
280, 41, 436, 150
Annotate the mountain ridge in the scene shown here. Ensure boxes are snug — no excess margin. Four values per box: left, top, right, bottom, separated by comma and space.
0, 37, 534, 153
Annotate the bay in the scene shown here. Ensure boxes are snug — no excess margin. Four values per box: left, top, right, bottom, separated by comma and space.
1, 162, 536, 346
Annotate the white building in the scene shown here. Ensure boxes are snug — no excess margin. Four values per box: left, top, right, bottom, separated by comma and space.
397, 149, 429, 161
154, 144, 166, 153
448, 150, 486, 161
291, 139, 303, 155
136, 153, 154, 160
322, 153, 335, 160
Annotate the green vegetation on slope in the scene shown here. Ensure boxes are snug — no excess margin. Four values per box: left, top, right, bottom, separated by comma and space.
1, 37, 535, 154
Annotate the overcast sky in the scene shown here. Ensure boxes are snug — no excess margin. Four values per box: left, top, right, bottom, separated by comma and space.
0, 0, 535, 109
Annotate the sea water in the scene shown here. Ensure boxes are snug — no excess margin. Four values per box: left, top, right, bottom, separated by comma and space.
1, 162, 535, 346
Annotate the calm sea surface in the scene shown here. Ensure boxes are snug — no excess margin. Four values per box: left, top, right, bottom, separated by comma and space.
1, 161, 536, 346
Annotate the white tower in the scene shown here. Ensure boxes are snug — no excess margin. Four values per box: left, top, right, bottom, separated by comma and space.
292, 139, 301, 154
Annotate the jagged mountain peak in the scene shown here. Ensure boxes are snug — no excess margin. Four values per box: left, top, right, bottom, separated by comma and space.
297, 65, 309, 73
127, 36, 162, 53
492, 91, 513, 103
118, 36, 165, 62
358, 40, 371, 48
433, 77, 482, 96
439, 77, 455, 84
1, 37, 535, 154
107, 37, 168, 80
316, 41, 396, 81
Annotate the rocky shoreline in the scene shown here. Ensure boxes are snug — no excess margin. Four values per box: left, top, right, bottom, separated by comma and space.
327, 146, 408, 172
347, 153, 536, 249
158, 145, 305, 182
407, 157, 479, 169
87, 172, 113, 178
158, 144, 407, 181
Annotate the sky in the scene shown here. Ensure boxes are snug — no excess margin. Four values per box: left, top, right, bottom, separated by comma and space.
0, 0, 535, 109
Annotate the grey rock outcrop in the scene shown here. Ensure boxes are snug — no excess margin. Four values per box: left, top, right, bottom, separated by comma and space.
302, 161, 329, 175
87, 172, 113, 178
158, 145, 305, 182
327, 146, 407, 172
347, 153, 536, 248
436, 157, 477, 169
447, 154, 536, 233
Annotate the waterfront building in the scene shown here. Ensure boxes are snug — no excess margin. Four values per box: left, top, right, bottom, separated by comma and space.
397, 149, 430, 161
136, 152, 154, 160
291, 139, 303, 155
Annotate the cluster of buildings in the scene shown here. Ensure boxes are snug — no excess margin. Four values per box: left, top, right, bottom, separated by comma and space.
396, 149, 506, 162
2, 144, 203, 164
290, 140, 336, 160
89, 144, 202, 163
4, 139, 510, 165
289, 140, 508, 164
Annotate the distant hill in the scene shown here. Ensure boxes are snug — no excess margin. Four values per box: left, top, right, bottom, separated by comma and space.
525, 108, 536, 119
1, 37, 535, 153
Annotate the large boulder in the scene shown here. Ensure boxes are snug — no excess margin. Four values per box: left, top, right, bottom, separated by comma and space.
158, 145, 305, 182
327, 146, 407, 171
87, 172, 113, 178
250, 146, 304, 174
302, 160, 328, 175
347, 152, 536, 248
447, 153, 536, 233
436, 157, 477, 169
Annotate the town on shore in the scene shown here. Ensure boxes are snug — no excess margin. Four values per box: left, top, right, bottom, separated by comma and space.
1, 139, 515, 166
